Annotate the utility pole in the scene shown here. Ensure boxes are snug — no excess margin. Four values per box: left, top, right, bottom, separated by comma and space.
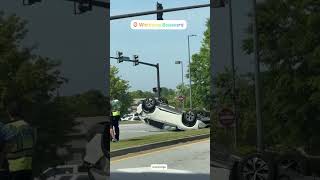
228, 0, 238, 148
252, 0, 263, 152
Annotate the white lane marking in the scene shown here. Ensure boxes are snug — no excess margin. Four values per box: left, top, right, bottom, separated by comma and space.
115, 167, 193, 174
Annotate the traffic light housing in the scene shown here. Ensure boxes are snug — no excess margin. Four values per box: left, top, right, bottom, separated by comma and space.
74, 0, 93, 14
23, 0, 41, 5
212, 0, 226, 8
117, 51, 124, 63
156, 2, 163, 20
153, 87, 162, 93
133, 55, 139, 66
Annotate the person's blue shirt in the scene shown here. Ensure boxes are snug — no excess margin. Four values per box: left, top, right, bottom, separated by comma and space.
0, 121, 16, 142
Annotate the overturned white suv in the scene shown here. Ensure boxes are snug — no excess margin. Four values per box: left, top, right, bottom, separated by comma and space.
136, 97, 209, 130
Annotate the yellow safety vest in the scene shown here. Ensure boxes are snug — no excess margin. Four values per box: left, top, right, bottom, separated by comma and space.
112, 111, 121, 116
5, 120, 34, 172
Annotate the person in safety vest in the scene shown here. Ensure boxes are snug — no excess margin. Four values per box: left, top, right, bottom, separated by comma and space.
109, 110, 116, 142
4, 101, 35, 180
110, 99, 121, 142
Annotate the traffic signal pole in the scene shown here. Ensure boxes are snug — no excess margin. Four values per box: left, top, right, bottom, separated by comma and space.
156, 63, 161, 98
110, 57, 161, 98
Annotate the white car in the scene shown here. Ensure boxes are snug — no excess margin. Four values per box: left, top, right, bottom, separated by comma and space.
136, 97, 209, 130
121, 113, 140, 121
39, 165, 89, 180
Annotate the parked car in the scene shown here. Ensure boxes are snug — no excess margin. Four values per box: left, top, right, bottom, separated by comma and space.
121, 113, 141, 121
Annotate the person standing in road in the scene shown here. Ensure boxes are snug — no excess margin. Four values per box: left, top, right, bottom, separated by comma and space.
109, 109, 117, 142
110, 99, 121, 142
4, 101, 35, 180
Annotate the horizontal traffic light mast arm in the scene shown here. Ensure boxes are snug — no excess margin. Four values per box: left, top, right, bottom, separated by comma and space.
109, 56, 135, 63
109, 57, 158, 68
138, 61, 158, 68
111, 3, 210, 20
65, 0, 109, 8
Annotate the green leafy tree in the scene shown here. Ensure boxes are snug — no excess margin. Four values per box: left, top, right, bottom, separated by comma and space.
175, 83, 190, 109
187, 19, 210, 109
110, 66, 132, 114
243, 0, 320, 150
59, 90, 107, 117
0, 12, 74, 173
129, 90, 154, 99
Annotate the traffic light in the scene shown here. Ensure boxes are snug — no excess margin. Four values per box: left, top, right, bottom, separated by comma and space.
153, 87, 162, 93
75, 0, 93, 14
133, 55, 139, 66
212, 0, 226, 8
23, 0, 41, 5
156, 2, 163, 20
117, 51, 123, 63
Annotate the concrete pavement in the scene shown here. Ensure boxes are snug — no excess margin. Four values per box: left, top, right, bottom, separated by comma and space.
110, 139, 210, 180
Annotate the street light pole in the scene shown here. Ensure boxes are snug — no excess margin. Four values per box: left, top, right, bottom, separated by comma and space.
188, 34, 196, 110
181, 62, 185, 110
252, 0, 263, 152
175, 60, 185, 110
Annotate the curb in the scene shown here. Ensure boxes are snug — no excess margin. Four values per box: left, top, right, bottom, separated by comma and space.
110, 133, 210, 157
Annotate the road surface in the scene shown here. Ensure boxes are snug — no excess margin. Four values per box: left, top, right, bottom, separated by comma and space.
110, 139, 210, 180
119, 123, 168, 140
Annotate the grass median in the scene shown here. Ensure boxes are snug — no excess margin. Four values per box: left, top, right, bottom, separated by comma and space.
111, 128, 210, 151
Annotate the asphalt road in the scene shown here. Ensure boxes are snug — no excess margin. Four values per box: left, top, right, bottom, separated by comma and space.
119, 122, 168, 140
110, 139, 210, 180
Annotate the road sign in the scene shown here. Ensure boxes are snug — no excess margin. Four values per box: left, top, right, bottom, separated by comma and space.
218, 107, 235, 128
176, 96, 186, 102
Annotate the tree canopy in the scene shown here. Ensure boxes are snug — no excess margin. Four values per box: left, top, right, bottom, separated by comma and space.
0, 12, 75, 173
243, 0, 320, 150
110, 65, 132, 114
188, 19, 211, 110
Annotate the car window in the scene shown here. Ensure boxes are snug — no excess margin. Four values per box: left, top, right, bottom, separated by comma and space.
57, 168, 74, 174
75, 175, 89, 180
60, 176, 72, 180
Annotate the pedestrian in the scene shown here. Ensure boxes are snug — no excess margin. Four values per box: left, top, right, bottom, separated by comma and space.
110, 99, 121, 142
109, 110, 117, 142
4, 101, 35, 180
110, 123, 116, 142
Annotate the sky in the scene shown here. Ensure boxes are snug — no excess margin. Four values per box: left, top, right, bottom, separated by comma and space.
111, 0, 255, 92
0, 0, 107, 96
0, 0, 256, 95
110, 0, 210, 92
